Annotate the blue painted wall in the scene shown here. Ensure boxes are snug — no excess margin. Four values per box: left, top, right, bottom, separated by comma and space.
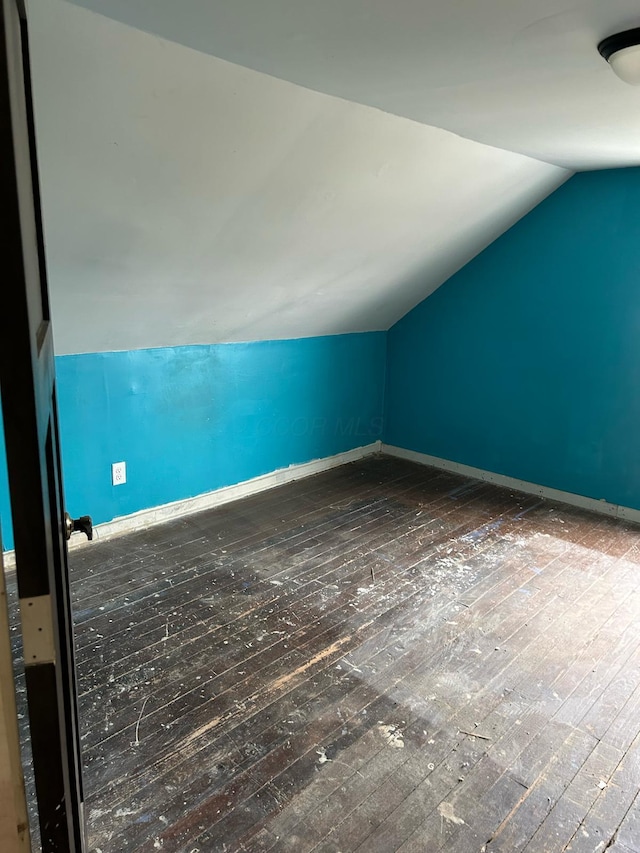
1, 332, 385, 551
385, 167, 640, 510
5, 168, 640, 553
0, 408, 11, 554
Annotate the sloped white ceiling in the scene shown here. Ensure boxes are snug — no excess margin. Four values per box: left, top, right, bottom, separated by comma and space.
30, 0, 567, 354
66, 0, 640, 170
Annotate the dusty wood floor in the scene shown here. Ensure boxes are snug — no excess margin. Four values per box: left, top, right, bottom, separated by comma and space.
15, 455, 640, 851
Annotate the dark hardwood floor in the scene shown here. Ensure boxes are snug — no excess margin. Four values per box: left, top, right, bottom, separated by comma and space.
13, 455, 640, 851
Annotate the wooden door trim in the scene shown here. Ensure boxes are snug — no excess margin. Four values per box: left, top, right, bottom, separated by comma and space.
0, 548, 31, 852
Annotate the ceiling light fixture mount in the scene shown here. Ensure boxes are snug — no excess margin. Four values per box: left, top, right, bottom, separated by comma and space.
598, 27, 640, 85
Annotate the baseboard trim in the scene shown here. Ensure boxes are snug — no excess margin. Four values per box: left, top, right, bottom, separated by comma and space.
3, 441, 382, 567
381, 443, 640, 526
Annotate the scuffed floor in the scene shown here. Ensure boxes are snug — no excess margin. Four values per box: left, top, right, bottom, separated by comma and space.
17, 455, 640, 851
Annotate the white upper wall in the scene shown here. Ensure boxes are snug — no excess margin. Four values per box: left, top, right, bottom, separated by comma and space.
30, 0, 567, 354
67, 0, 640, 170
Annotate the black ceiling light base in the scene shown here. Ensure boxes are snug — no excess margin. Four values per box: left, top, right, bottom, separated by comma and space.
598, 27, 640, 61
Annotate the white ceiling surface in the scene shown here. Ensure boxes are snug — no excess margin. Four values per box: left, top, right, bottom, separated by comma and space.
67, 0, 640, 170
30, 0, 567, 355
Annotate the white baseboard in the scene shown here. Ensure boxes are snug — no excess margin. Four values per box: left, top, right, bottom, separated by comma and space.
2, 441, 381, 567
7, 439, 632, 570
382, 443, 640, 526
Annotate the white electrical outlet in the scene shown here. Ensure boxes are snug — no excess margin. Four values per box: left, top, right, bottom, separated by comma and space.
112, 461, 126, 486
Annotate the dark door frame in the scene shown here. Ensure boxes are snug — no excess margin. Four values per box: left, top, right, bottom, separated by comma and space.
0, 0, 85, 849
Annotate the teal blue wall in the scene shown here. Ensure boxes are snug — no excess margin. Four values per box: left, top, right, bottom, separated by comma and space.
1, 332, 385, 551
0, 408, 10, 554
5, 168, 640, 553
385, 168, 640, 511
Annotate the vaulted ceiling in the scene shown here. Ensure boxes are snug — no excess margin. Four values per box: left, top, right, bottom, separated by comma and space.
32, 0, 638, 354
66, 0, 640, 170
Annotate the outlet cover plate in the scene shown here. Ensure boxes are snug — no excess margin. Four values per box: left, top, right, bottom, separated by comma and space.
112, 461, 126, 486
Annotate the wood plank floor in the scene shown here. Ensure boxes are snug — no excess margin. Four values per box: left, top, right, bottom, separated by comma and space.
13, 455, 640, 851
